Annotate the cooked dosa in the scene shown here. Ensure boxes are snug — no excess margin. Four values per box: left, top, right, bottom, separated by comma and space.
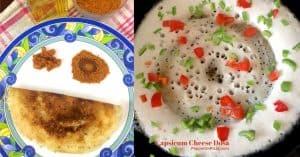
7, 87, 121, 153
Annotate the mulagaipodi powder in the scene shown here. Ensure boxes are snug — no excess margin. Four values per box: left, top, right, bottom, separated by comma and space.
72, 50, 109, 83
76, 0, 123, 15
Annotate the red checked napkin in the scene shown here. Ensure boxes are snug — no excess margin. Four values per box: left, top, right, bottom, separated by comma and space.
0, 0, 134, 53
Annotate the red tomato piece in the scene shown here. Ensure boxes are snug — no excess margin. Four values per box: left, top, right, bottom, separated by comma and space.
148, 72, 159, 82
243, 26, 257, 38
162, 20, 185, 32
217, 126, 230, 141
268, 70, 280, 81
194, 47, 205, 59
237, 0, 252, 8
179, 74, 189, 86
140, 94, 147, 103
151, 92, 162, 108
274, 100, 288, 112
158, 76, 169, 86
226, 58, 251, 72
144, 60, 152, 67
272, 9, 279, 17
231, 104, 245, 120
177, 36, 188, 45
220, 95, 236, 107
220, 107, 232, 116
216, 13, 235, 25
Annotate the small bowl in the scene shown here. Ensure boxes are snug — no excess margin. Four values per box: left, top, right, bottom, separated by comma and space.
73, 0, 127, 20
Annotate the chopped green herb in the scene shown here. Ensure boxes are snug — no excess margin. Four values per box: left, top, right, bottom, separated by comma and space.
150, 154, 155, 157
183, 57, 193, 69
172, 6, 177, 15
159, 48, 167, 56
140, 78, 146, 84
273, 120, 282, 131
153, 28, 162, 34
139, 45, 148, 56
282, 58, 297, 71
246, 106, 255, 123
151, 121, 160, 128
210, 27, 234, 45
189, 4, 204, 18
228, 52, 238, 61
219, 0, 226, 9
225, 7, 232, 12
247, 80, 255, 86
191, 106, 200, 113
158, 11, 164, 20
242, 11, 249, 22
189, 6, 195, 14
281, 19, 289, 26
281, 81, 292, 92
149, 135, 157, 144
265, 64, 276, 75
169, 147, 179, 156
152, 82, 161, 91
198, 128, 205, 133
262, 30, 272, 38
148, 44, 155, 50
172, 50, 180, 57
144, 82, 153, 89
181, 113, 215, 133
274, 0, 281, 8
135, 72, 144, 79
258, 15, 273, 28
222, 34, 234, 44
258, 15, 265, 23
210, 2, 216, 12
193, 154, 201, 157
293, 42, 300, 52
265, 17, 273, 28
239, 130, 256, 141
139, 44, 155, 56
172, 127, 180, 134
282, 49, 289, 58
267, 10, 273, 18
254, 103, 266, 111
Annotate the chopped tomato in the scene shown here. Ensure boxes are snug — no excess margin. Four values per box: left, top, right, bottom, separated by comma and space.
220, 95, 236, 107
231, 104, 245, 120
243, 26, 257, 38
151, 92, 162, 108
140, 94, 147, 103
272, 9, 279, 17
177, 36, 188, 45
226, 58, 251, 72
148, 72, 159, 82
274, 100, 288, 112
217, 126, 230, 141
162, 20, 185, 32
179, 74, 189, 86
144, 60, 152, 67
158, 76, 169, 86
220, 107, 232, 116
237, 0, 252, 8
268, 70, 280, 81
194, 47, 205, 59
216, 13, 235, 25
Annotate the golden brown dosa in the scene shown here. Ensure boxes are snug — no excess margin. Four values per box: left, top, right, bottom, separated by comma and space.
7, 87, 122, 153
